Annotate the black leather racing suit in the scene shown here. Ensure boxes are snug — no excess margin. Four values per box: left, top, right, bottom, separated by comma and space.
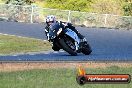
45, 21, 84, 40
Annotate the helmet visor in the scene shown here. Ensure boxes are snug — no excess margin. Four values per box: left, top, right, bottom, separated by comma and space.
47, 21, 54, 25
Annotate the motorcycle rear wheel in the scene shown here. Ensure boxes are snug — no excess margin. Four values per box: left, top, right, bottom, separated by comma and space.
81, 42, 92, 55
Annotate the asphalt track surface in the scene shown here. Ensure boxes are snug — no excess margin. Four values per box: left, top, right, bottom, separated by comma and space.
0, 21, 132, 61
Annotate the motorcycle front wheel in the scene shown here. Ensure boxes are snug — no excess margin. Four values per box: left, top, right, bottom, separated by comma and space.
59, 38, 77, 56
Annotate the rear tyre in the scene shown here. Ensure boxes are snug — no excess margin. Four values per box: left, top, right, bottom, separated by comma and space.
81, 42, 92, 55
59, 38, 77, 56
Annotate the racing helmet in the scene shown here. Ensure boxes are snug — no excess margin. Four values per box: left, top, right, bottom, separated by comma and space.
46, 15, 56, 25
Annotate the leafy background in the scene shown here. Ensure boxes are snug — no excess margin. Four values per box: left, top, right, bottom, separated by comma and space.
1, 0, 132, 16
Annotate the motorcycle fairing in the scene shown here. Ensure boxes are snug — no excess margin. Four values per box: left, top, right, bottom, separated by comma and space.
65, 28, 80, 50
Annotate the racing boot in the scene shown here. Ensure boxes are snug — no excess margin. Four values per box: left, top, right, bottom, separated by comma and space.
52, 43, 60, 51
52, 46, 60, 51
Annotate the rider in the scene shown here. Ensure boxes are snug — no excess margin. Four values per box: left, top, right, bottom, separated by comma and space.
44, 15, 85, 41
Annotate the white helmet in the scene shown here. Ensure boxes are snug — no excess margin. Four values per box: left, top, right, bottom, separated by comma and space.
46, 15, 56, 24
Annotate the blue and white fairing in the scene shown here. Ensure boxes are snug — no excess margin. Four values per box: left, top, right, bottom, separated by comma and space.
65, 28, 80, 50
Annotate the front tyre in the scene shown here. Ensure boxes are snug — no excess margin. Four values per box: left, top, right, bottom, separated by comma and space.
59, 38, 77, 56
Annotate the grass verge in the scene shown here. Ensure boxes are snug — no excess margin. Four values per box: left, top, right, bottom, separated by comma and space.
0, 34, 51, 55
0, 65, 131, 88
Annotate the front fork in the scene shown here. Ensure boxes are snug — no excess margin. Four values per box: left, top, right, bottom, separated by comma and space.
75, 41, 79, 51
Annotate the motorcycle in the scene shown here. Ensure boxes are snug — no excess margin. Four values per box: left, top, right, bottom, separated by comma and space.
46, 22, 92, 56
